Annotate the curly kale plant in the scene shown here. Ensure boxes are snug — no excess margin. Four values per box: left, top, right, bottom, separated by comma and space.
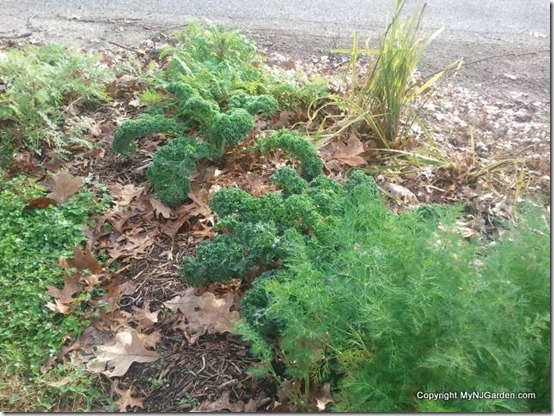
177, 95, 220, 129
112, 81, 257, 205
180, 169, 378, 285
112, 114, 183, 156
208, 108, 254, 151
112, 23, 322, 208
257, 130, 324, 181
227, 91, 279, 116
146, 136, 217, 207
166, 82, 256, 152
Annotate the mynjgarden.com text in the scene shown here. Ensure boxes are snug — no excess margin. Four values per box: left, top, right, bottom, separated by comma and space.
416, 391, 536, 401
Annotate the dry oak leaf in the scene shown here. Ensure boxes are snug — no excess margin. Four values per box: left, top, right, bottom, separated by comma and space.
109, 183, 144, 207
149, 197, 172, 219
47, 170, 83, 203
89, 328, 160, 377
128, 301, 160, 330
46, 273, 83, 314
164, 288, 240, 344
137, 330, 162, 349
322, 134, 367, 169
23, 196, 59, 211
191, 391, 245, 412
65, 247, 103, 274
114, 384, 144, 412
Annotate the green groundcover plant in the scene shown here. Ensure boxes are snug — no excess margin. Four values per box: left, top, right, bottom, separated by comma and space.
0, 176, 112, 411
182, 167, 550, 412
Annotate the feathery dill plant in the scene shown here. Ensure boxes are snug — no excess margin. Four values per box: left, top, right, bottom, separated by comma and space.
238, 177, 550, 412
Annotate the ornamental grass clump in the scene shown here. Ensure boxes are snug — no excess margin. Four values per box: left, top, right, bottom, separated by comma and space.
315, 0, 461, 148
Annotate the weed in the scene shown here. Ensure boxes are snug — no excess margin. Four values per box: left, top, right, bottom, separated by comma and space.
176, 393, 198, 408
0, 360, 115, 412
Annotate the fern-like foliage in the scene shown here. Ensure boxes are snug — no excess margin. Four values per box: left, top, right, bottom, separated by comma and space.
161, 23, 267, 102
257, 130, 324, 181
186, 164, 549, 412
112, 114, 183, 156
238, 187, 550, 412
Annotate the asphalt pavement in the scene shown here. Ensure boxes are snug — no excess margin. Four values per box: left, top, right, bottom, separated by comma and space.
2, 0, 550, 100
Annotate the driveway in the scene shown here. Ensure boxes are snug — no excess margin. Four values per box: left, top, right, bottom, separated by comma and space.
1, 0, 550, 100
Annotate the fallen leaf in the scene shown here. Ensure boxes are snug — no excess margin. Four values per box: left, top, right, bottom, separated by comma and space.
128, 301, 160, 329
92, 309, 130, 333
150, 197, 172, 219
114, 384, 144, 412
42, 151, 65, 172
46, 298, 71, 314
23, 196, 59, 211
46, 273, 83, 314
160, 197, 210, 239
271, 110, 294, 129
109, 183, 144, 207
164, 289, 240, 344
128, 95, 143, 108
96, 276, 135, 314
137, 331, 162, 348
187, 188, 213, 218
8, 150, 44, 176
322, 134, 367, 169
381, 181, 418, 203
308, 382, 334, 412
47, 170, 83, 203
66, 247, 103, 274
192, 391, 244, 412
102, 209, 141, 234
90, 328, 159, 377
107, 230, 156, 261
244, 398, 259, 412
